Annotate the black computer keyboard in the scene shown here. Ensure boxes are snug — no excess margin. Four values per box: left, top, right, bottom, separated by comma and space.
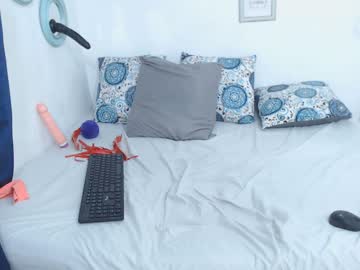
78, 154, 124, 224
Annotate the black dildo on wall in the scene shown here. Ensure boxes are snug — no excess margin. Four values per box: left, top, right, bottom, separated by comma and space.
49, 19, 91, 50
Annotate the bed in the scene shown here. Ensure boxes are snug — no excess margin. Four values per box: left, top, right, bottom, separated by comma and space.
1, 120, 360, 270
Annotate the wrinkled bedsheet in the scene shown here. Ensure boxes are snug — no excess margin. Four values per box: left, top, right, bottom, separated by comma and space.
1, 120, 360, 270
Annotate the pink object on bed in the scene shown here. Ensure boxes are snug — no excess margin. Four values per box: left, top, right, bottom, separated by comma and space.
0, 180, 29, 204
36, 103, 68, 148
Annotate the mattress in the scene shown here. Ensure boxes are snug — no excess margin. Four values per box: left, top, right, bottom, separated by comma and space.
1, 120, 360, 270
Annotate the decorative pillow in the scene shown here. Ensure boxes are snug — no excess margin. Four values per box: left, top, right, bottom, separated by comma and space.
95, 56, 140, 124
181, 52, 257, 124
255, 81, 352, 129
95, 56, 165, 124
127, 57, 222, 141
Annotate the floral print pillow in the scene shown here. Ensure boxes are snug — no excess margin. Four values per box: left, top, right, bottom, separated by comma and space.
95, 57, 141, 124
181, 53, 257, 125
255, 81, 352, 129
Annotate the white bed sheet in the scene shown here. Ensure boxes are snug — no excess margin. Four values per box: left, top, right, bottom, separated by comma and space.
1, 120, 360, 270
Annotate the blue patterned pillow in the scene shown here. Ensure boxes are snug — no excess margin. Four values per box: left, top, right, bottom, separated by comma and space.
95, 56, 144, 124
181, 53, 257, 125
255, 81, 352, 129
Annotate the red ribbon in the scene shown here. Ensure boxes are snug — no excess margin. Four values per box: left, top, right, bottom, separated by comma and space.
66, 128, 138, 161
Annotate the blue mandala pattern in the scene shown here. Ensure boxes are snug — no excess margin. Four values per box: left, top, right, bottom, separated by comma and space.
222, 85, 247, 110
96, 57, 153, 123
260, 98, 283, 116
217, 58, 241, 69
296, 108, 320, 122
96, 105, 118, 123
125, 86, 136, 107
112, 98, 127, 112
295, 88, 317, 98
329, 99, 351, 118
104, 62, 128, 85
277, 114, 286, 121
256, 81, 352, 128
302, 81, 326, 87
238, 115, 255, 124
181, 53, 257, 125
96, 98, 104, 107
268, 84, 289, 92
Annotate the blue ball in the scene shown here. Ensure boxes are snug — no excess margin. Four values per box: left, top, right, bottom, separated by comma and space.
80, 120, 100, 139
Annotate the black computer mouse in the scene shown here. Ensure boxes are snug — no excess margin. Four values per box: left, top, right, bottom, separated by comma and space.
329, 211, 360, 232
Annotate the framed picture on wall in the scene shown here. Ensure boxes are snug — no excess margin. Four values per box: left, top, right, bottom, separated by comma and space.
239, 0, 277, 23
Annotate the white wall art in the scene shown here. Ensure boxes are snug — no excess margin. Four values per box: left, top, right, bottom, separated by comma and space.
239, 0, 277, 23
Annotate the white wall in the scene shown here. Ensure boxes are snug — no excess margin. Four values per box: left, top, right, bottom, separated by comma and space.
77, 0, 360, 112
0, 0, 91, 170
2, 0, 360, 170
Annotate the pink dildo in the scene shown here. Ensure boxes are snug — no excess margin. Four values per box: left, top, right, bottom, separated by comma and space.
36, 103, 68, 148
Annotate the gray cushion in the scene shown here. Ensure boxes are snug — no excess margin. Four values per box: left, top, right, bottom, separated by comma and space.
126, 57, 222, 140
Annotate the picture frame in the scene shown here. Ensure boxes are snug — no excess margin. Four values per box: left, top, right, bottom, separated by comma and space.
239, 0, 277, 23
